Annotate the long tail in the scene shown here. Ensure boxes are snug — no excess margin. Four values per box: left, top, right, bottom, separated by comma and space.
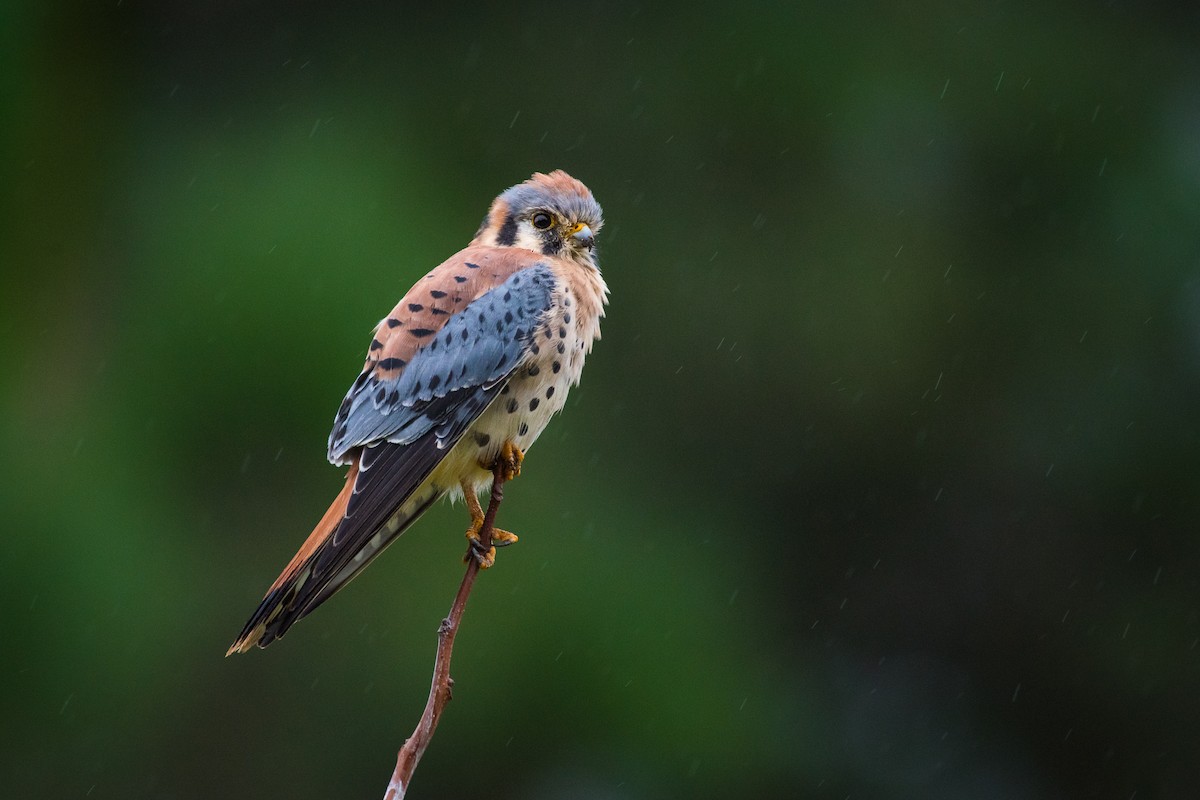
226, 456, 440, 655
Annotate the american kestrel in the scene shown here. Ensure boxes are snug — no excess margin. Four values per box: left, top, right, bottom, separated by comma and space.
228, 170, 607, 654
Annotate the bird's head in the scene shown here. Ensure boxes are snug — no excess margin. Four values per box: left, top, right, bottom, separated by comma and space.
474, 170, 604, 267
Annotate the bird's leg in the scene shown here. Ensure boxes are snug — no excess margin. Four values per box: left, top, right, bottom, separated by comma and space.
483, 442, 522, 545
461, 479, 518, 569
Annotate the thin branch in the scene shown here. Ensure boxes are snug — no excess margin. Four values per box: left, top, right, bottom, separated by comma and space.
383, 468, 507, 800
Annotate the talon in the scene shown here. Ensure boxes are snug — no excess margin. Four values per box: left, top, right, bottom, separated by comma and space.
491, 528, 519, 548
475, 440, 525, 481
463, 516, 491, 567
464, 539, 496, 569
464, 524, 518, 567
494, 440, 524, 482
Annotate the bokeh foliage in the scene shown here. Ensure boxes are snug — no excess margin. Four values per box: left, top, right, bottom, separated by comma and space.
3, 2, 1198, 798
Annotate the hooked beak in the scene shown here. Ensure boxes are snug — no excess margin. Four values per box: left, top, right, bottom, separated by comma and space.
568, 222, 594, 251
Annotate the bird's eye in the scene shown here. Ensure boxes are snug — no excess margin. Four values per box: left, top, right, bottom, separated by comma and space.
531, 212, 553, 230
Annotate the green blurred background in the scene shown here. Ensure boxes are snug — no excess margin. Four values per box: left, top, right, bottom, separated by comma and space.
3, 1, 1198, 797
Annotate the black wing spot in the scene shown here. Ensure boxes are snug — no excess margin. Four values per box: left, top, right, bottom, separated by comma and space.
518, 422, 529, 436
527, 365, 540, 376
461, 328, 470, 341
530, 343, 540, 355
429, 375, 441, 390
466, 262, 481, 269
558, 326, 567, 338
430, 290, 448, 299
454, 275, 468, 283
563, 313, 572, 323
552, 361, 561, 373
505, 311, 513, 324
386, 318, 402, 328
545, 386, 555, 398
556, 342, 565, 354
430, 307, 449, 316
506, 398, 518, 413
370, 338, 384, 351
409, 328, 435, 338
375, 387, 387, 404
474, 432, 490, 447
408, 303, 424, 312
529, 398, 540, 411
378, 357, 407, 370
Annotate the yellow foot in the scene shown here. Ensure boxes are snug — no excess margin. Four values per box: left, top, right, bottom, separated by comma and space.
464, 522, 520, 568
461, 480, 519, 568
480, 440, 524, 482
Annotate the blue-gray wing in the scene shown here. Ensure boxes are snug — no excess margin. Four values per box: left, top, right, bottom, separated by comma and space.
328, 261, 556, 464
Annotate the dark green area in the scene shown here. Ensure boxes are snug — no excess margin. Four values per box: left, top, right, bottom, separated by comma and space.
3, 2, 1198, 797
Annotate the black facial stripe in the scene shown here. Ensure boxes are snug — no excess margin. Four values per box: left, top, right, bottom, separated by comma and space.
496, 213, 518, 246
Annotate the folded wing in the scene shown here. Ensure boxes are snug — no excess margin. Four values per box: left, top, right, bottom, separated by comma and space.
228, 255, 556, 652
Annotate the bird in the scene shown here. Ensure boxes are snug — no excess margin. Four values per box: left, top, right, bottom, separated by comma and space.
227, 170, 607, 654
